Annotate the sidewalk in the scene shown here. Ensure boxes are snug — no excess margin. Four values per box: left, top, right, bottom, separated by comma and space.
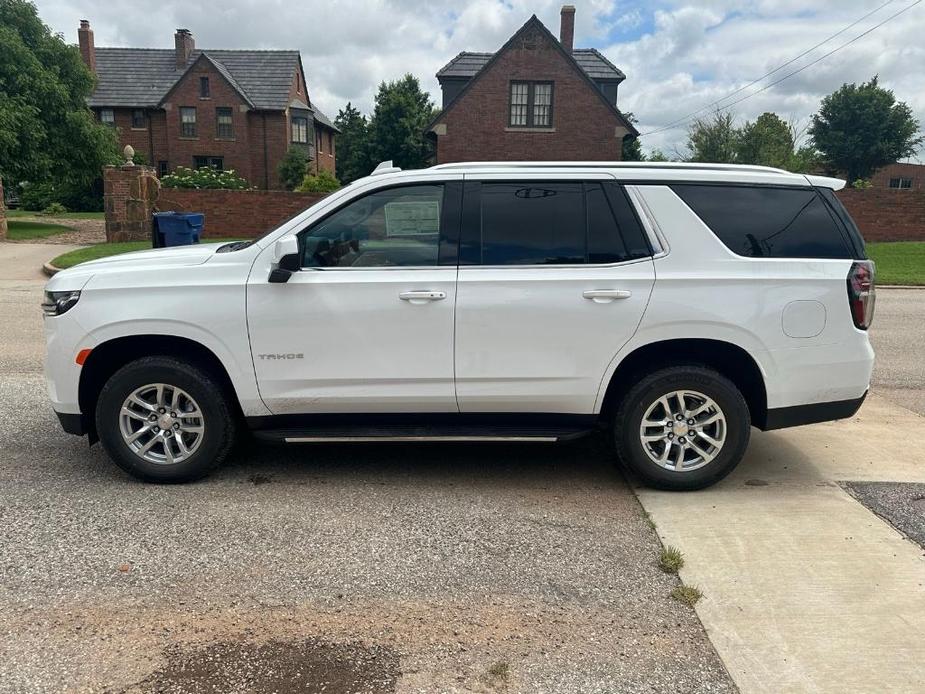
0, 241, 84, 285
637, 394, 925, 693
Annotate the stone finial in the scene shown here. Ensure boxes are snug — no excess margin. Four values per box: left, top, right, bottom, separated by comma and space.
123, 145, 135, 166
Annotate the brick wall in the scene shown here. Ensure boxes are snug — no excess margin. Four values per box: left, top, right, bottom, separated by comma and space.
156, 188, 328, 238
433, 28, 629, 163
837, 188, 925, 242
0, 176, 6, 241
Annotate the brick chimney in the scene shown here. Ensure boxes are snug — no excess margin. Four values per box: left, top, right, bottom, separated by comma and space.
78, 20, 95, 74
560, 5, 575, 52
174, 28, 194, 68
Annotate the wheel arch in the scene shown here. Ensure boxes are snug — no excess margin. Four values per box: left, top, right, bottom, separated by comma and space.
78, 334, 244, 441
598, 338, 769, 429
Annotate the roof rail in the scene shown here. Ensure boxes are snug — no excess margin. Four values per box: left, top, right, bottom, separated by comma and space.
371, 160, 402, 176
429, 161, 792, 175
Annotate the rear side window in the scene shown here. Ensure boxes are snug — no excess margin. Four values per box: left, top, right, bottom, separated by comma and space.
672, 185, 852, 259
475, 182, 651, 266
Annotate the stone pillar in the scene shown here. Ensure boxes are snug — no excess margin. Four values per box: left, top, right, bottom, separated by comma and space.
0, 176, 7, 242
103, 165, 159, 242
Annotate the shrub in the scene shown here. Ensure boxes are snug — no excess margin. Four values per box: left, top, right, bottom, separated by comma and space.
18, 179, 103, 212
296, 169, 341, 193
41, 202, 68, 215
19, 182, 58, 211
278, 147, 308, 191
851, 178, 873, 189
160, 166, 251, 190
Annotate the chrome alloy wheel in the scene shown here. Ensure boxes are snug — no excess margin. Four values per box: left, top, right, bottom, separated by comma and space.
118, 383, 205, 465
639, 390, 726, 472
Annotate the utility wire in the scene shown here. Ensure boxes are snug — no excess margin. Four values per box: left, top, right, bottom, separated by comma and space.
640, 0, 919, 137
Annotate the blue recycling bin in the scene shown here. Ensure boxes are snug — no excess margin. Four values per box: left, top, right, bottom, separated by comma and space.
153, 212, 204, 247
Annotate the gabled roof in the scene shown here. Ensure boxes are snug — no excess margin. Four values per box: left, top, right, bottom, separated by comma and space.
89, 47, 302, 111
428, 15, 636, 136
438, 48, 625, 82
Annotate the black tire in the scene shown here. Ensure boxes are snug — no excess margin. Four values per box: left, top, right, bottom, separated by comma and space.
95, 356, 237, 483
613, 365, 750, 491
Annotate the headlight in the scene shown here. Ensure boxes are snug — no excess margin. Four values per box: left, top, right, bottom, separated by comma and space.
42, 290, 81, 317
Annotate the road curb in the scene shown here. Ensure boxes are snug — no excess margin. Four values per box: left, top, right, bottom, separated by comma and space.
42, 262, 60, 277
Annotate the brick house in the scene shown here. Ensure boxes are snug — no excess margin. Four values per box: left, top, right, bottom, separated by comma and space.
869, 162, 923, 190
78, 21, 338, 189
427, 6, 637, 163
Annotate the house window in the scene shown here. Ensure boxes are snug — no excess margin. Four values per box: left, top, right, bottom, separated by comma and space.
317, 127, 323, 152
193, 156, 223, 170
216, 107, 234, 139
292, 116, 308, 143
200, 76, 210, 98
180, 107, 197, 137
889, 177, 913, 189
131, 109, 146, 129
509, 81, 554, 128
158, 161, 169, 177
100, 109, 115, 126
327, 131, 333, 155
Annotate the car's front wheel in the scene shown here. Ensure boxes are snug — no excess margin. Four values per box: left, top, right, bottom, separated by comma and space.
96, 356, 236, 482
613, 365, 750, 490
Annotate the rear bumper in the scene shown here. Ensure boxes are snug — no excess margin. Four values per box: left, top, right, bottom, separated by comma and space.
761, 391, 867, 431
55, 410, 86, 436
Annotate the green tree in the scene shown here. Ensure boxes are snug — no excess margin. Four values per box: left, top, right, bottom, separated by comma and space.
621, 112, 644, 161
735, 112, 818, 173
809, 76, 922, 183
647, 149, 670, 162
277, 146, 308, 190
334, 102, 371, 183
687, 111, 739, 163
367, 74, 437, 170
0, 0, 118, 189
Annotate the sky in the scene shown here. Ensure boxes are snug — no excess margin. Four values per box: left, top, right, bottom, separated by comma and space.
35, 0, 925, 157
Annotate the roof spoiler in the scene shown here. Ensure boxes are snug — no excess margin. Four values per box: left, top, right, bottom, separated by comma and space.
371, 160, 402, 176
805, 174, 846, 191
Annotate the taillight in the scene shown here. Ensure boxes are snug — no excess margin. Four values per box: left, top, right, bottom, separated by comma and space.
847, 260, 875, 330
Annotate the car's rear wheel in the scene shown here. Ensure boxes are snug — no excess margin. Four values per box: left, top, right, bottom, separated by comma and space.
613, 365, 750, 490
96, 356, 236, 482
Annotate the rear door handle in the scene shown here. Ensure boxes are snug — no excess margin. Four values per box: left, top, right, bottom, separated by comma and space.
399, 290, 447, 303
583, 289, 632, 303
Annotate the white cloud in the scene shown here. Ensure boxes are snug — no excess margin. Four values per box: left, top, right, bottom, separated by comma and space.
35, 0, 925, 156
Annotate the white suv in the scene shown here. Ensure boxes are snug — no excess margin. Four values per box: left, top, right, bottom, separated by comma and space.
43, 162, 875, 490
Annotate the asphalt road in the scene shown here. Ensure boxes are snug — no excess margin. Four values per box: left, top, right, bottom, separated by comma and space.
867, 288, 925, 416
0, 244, 733, 693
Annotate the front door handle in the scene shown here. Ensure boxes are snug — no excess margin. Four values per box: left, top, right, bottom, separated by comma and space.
399, 290, 447, 304
583, 289, 632, 303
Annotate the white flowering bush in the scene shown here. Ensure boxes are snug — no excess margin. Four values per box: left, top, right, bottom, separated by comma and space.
160, 166, 251, 190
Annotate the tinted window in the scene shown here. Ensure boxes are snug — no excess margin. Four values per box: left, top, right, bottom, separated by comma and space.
593, 183, 651, 263
480, 183, 585, 265
672, 185, 852, 259
301, 185, 443, 268
818, 187, 866, 258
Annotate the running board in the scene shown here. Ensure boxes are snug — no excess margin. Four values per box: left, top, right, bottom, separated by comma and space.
250, 422, 594, 444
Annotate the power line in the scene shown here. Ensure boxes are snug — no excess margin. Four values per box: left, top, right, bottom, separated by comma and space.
640, 0, 919, 137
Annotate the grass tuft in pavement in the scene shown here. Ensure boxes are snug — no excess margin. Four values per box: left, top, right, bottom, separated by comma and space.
867, 242, 925, 286
671, 584, 703, 607
659, 545, 685, 574
7, 220, 74, 240
485, 660, 511, 687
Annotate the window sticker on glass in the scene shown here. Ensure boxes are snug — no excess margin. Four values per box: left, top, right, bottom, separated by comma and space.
384, 201, 440, 236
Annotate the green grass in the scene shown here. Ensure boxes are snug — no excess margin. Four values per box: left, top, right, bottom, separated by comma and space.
671, 584, 703, 607
658, 546, 685, 574
7, 220, 74, 240
50, 239, 249, 269
6, 209, 104, 220
867, 242, 925, 286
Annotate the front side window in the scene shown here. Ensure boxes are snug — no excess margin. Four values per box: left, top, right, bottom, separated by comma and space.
131, 109, 146, 128
672, 185, 852, 259
180, 107, 197, 137
509, 81, 554, 128
100, 109, 115, 126
292, 116, 308, 143
216, 107, 234, 138
300, 185, 443, 268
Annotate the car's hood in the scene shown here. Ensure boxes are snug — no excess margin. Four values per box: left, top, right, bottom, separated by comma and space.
46, 243, 225, 291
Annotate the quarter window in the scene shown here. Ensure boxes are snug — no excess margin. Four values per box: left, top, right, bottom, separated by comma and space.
672, 185, 852, 259
131, 109, 146, 128
300, 185, 444, 268
180, 107, 197, 137
216, 107, 234, 138
509, 81, 554, 128
292, 117, 308, 143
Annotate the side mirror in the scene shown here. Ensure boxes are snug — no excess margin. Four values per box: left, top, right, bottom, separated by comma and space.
269, 236, 300, 283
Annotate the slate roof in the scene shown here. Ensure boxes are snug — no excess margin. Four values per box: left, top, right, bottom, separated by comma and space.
89, 47, 303, 111
437, 48, 625, 82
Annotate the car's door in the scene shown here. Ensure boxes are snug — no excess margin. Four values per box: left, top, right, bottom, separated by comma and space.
247, 179, 462, 414
454, 175, 656, 414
